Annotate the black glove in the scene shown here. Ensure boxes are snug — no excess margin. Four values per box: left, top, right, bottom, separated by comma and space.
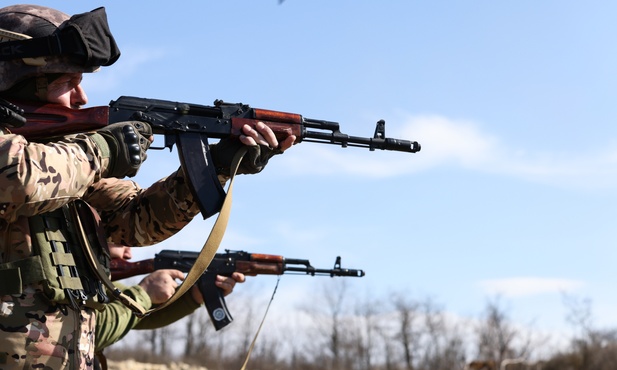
95, 121, 152, 178
209, 138, 283, 176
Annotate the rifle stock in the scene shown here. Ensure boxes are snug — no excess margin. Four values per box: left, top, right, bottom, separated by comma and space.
8, 100, 108, 140
109, 258, 155, 280
111, 249, 365, 330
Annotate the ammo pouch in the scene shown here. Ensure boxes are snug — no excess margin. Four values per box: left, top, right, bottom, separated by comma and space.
0, 200, 111, 310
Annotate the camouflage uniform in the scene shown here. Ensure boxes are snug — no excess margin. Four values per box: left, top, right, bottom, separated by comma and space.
0, 134, 195, 369
0, 4, 206, 368
0, 129, 202, 369
0, 4, 237, 369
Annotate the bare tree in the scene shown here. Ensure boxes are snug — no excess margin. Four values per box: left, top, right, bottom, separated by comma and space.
298, 278, 355, 370
392, 292, 422, 370
474, 298, 530, 366
418, 298, 467, 370
377, 324, 399, 370
351, 294, 383, 370
542, 294, 617, 370
183, 308, 217, 362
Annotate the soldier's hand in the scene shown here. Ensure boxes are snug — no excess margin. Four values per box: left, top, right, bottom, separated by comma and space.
138, 269, 184, 304
92, 121, 153, 178
190, 272, 245, 304
210, 122, 295, 176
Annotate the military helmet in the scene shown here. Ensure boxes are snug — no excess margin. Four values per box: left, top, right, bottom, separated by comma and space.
0, 5, 120, 91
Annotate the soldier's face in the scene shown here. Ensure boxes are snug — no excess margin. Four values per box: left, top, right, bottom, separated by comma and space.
44, 73, 88, 109
108, 243, 133, 260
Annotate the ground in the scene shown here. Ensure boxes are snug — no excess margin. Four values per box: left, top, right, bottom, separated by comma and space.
107, 359, 208, 370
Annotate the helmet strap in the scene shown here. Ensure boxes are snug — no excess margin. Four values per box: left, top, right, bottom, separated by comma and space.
35, 76, 49, 100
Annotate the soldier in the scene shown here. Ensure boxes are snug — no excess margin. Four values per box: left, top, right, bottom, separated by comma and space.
0, 4, 294, 369
94, 244, 246, 369
95, 244, 246, 351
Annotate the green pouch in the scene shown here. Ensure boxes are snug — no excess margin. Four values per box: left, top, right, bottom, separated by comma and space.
28, 204, 109, 310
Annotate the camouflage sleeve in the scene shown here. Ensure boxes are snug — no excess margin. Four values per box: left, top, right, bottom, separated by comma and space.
0, 132, 108, 222
94, 283, 152, 351
95, 282, 201, 351
133, 289, 201, 330
83, 167, 202, 246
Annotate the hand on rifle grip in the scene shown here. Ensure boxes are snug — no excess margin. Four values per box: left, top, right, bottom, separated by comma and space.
190, 272, 245, 305
216, 272, 246, 297
138, 269, 185, 304
210, 122, 295, 176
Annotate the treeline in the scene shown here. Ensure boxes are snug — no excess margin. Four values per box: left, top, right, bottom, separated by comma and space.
103, 279, 617, 370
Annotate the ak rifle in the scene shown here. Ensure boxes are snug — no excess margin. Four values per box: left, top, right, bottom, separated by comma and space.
4, 96, 420, 218
110, 249, 365, 330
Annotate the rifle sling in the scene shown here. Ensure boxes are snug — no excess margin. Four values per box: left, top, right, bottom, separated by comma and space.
148, 147, 247, 316
69, 200, 147, 316
73, 147, 247, 318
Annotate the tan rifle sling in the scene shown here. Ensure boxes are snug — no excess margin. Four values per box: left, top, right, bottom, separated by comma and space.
71, 147, 247, 317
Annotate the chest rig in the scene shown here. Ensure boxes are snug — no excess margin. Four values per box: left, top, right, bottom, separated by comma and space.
0, 200, 110, 310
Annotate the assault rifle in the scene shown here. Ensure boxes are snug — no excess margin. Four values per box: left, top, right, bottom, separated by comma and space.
110, 249, 365, 330
6, 96, 420, 218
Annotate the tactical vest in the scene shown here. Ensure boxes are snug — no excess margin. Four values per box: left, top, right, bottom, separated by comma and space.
0, 200, 110, 310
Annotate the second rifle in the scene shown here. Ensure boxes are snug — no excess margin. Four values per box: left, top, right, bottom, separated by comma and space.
111, 249, 365, 330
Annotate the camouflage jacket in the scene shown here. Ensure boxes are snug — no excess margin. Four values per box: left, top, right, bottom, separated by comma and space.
0, 130, 202, 369
0, 131, 201, 250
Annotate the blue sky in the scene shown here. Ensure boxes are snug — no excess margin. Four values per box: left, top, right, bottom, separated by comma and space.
38, 0, 617, 345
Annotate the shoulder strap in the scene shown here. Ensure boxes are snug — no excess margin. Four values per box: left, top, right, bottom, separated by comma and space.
68, 199, 147, 315
141, 146, 247, 316
72, 147, 247, 317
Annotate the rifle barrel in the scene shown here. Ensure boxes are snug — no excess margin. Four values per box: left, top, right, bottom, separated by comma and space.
284, 266, 365, 277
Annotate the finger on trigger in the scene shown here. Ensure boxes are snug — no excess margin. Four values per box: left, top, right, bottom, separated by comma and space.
169, 269, 185, 281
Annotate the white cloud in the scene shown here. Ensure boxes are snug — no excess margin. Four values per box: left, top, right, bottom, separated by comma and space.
478, 277, 584, 298
275, 114, 617, 189
403, 115, 500, 168
273, 114, 510, 178
405, 115, 617, 188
